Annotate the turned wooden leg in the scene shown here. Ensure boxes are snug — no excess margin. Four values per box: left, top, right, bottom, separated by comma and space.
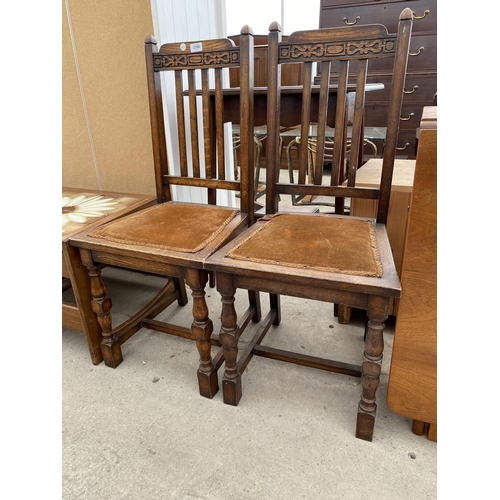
185, 268, 218, 399
427, 423, 437, 442
337, 304, 352, 324
208, 270, 216, 288
63, 242, 103, 365
79, 248, 123, 368
412, 419, 427, 436
270, 293, 281, 325
356, 295, 389, 441
217, 272, 241, 406
173, 277, 188, 306
248, 290, 261, 323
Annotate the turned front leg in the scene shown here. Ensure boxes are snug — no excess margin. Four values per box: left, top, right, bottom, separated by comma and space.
79, 248, 123, 368
356, 295, 389, 441
216, 272, 241, 406
185, 268, 218, 399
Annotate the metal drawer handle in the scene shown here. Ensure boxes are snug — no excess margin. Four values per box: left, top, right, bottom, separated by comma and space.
396, 142, 410, 151
400, 113, 415, 121
409, 46, 425, 56
404, 85, 419, 94
343, 16, 360, 25
413, 10, 430, 20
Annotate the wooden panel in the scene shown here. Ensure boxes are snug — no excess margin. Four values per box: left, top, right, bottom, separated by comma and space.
62, 1, 100, 190
387, 106, 437, 426
352, 158, 415, 191
63, 0, 156, 195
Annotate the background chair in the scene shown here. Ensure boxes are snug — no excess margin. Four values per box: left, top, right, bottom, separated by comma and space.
228, 33, 303, 204
69, 27, 258, 399
284, 125, 387, 209
231, 123, 267, 200
204, 9, 413, 441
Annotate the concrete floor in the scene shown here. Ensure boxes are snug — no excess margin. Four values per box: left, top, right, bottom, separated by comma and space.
62, 266, 437, 499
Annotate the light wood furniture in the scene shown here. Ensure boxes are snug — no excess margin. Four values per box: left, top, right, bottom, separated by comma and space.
387, 106, 437, 441
338, 158, 416, 322
62, 188, 155, 365
204, 11, 414, 441
318, 0, 437, 159
69, 28, 258, 401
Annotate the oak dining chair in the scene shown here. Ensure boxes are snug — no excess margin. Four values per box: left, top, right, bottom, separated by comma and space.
204, 9, 413, 441
69, 26, 259, 399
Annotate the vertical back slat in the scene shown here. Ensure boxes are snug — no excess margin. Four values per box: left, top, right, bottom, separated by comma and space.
174, 70, 188, 178
347, 59, 367, 187
214, 68, 225, 180
331, 60, 349, 188
314, 61, 331, 185
201, 69, 212, 179
187, 70, 200, 177
298, 63, 312, 185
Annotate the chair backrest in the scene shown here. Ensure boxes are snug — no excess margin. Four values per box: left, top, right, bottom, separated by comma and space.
145, 27, 255, 223
227, 34, 302, 88
265, 8, 413, 223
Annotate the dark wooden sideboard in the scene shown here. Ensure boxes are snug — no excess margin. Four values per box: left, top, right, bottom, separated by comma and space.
317, 0, 437, 159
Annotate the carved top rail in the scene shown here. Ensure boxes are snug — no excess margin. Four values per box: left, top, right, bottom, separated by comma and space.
279, 26, 397, 63
154, 39, 240, 71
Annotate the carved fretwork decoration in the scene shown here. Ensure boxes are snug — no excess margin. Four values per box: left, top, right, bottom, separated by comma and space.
154, 50, 240, 70
279, 37, 397, 62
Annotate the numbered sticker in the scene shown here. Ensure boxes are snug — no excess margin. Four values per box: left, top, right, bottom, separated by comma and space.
190, 42, 203, 53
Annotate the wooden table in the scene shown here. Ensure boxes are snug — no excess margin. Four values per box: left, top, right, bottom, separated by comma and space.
219, 84, 384, 128
62, 187, 155, 365
225, 84, 384, 187
386, 107, 437, 441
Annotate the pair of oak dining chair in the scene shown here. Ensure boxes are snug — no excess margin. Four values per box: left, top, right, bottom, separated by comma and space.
69, 8, 413, 441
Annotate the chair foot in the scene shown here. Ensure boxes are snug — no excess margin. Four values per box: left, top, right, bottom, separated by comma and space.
173, 277, 189, 306
270, 293, 281, 325
101, 341, 123, 368
337, 304, 352, 324
222, 375, 242, 406
197, 368, 219, 399
355, 409, 376, 442
248, 290, 261, 323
